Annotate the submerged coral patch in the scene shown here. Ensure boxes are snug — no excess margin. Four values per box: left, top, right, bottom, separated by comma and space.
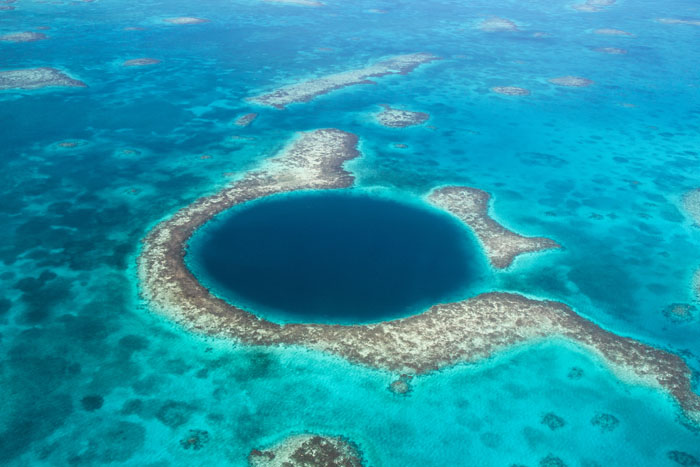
491, 86, 530, 96
248, 53, 439, 109
234, 113, 258, 127
593, 47, 627, 55
122, 58, 160, 67
593, 28, 633, 36
548, 76, 594, 87
249, 434, 363, 467
0, 68, 86, 91
657, 18, 700, 27
374, 105, 429, 128
572, 0, 616, 12
662, 304, 697, 323
478, 17, 518, 32
0, 31, 48, 42
590, 413, 619, 432
264, 0, 324, 6
163, 17, 209, 25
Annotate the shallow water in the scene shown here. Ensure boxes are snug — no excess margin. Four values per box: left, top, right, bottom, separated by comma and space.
2, 0, 700, 464
188, 190, 485, 323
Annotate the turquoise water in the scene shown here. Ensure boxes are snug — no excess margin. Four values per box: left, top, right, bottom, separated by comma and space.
188, 190, 485, 323
2, 0, 700, 464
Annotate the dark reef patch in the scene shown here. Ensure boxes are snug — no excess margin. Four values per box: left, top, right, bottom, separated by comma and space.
189, 191, 482, 323
180, 429, 210, 450
541, 413, 566, 430
590, 413, 619, 432
155, 400, 196, 428
668, 450, 700, 466
81, 395, 104, 411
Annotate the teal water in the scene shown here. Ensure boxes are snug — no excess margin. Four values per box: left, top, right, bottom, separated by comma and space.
2, 0, 700, 464
188, 191, 485, 323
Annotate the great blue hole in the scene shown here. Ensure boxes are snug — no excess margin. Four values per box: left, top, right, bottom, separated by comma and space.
186, 191, 485, 324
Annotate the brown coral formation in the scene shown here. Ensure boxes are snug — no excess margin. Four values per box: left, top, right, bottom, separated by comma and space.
428, 186, 559, 269
548, 76, 594, 87
248, 53, 439, 109
0, 32, 48, 42
572, 0, 615, 12
491, 86, 530, 96
593, 47, 627, 55
123, 58, 160, 67
249, 434, 363, 467
234, 113, 258, 127
662, 304, 697, 324
0, 67, 86, 91
163, 17, 209, 25
265, 0, 324, 6
389, 374, 413, 395
657, 18, 700, 27
138, 129, 700, 425
374, 105, 429, 128
681, 189, 700, 300
478, 17, 518, 32
593, 28, 633, 36
682, 189, 700, 225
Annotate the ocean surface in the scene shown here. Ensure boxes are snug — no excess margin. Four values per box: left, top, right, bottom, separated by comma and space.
1, 0, 700, 465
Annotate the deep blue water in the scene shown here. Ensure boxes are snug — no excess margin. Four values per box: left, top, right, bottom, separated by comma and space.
189, 191, 483, 323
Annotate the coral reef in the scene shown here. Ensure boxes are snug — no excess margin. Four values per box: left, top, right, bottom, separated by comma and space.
593, 28, 633, 36
572, 0, 615, 12
249, 53, 439, 109
234, 113, 258, 127
593, 47, 627, 55
427, 186, 559, 268
491, 86, 530, 96
662, 304, 697, 323
123, 58, 160, 67
374, 105, 429, 128
0, 68, 86, 91
590, 413, 619, 432
265, 0, 324, 6
657, 18, 700, 27
163, 17, 209, 25
0, 31, 48, 42
548, 76, 594, 87
478, 17, 518, 32
541, 413, 566, 430
249, 434, 363, 467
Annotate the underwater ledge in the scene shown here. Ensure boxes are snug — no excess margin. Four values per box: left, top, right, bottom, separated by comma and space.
138, 128, 700, 425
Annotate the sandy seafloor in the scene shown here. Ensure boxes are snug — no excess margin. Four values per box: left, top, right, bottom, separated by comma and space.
2, 0, 700, 464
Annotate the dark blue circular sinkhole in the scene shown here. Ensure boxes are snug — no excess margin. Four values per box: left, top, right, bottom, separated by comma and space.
187, 191, 484, 323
